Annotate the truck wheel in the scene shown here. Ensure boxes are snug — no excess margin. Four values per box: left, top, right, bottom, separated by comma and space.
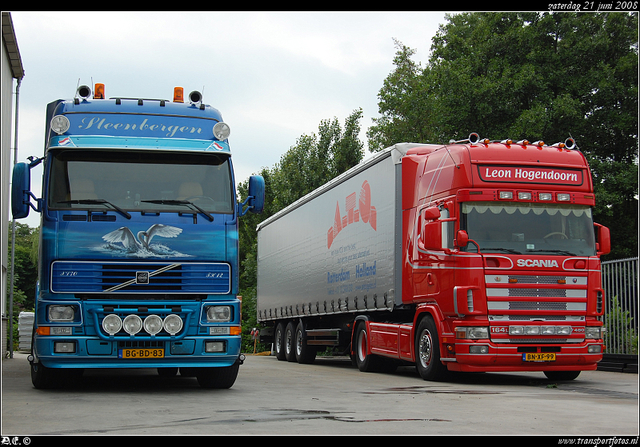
415, 316, 448, 381
196, 362, 240, 389
295, 320, 317, 364
30, 361, 60, 389
274, 322, 287, 361
354, 321, 382, 372
544, 371, 581, 381
284, 321, 297, 362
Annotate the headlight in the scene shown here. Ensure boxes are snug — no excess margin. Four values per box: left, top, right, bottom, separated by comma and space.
585, 326, 602, 339
123, 314, 143, 335
163, 314, 183, 335
213, 122, 230, 140
455, 326, 489, 339
50, 115, 70, 135
102, 314, 122, 335
144, 315, 164, 335
49, 305, 76, 322
206, 305, 232, 322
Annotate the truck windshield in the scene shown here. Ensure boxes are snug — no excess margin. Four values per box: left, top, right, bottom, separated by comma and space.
48, 150, 234, 215
461, 201, 596, 256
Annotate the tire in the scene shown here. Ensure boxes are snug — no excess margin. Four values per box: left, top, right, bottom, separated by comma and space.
354, 321, 383, 372
196, 362, 240, 389
31, 361, 60, 389
295, 320, 317, 364
274, 322, 287, 361
544, 370, 581, 381
157, 367, 179, 377
415, 315, 448, 381
284, 321, 297, 362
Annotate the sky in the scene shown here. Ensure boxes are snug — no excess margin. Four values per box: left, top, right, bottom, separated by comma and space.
7, 11, 449, 228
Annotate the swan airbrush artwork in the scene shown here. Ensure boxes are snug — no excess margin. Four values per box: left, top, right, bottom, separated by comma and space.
98, 224, 191, 258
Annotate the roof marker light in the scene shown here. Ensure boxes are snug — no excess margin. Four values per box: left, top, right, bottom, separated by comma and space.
517, 139, 529, 146
533, 140, 545, 147
539, 192, 553, 201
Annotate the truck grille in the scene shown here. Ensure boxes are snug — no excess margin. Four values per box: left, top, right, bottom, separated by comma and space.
51, 261, 230, 294
484, 273, 588, 344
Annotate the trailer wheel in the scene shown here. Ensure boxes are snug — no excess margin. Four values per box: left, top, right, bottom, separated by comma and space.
354, 321, 383, 372
415, 316, 448, 381
274, 322, 287, 361
295, 320, 317, 364
284, 321, 297, 362
543, 370, 581, 381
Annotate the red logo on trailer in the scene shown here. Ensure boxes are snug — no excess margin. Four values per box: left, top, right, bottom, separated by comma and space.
327, 180, 377, 249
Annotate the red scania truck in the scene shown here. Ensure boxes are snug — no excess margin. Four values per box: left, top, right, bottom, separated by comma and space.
256, 133, 610, 381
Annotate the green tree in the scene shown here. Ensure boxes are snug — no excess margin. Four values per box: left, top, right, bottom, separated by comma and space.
368, 12, 638, 259
7, 222, 39, 349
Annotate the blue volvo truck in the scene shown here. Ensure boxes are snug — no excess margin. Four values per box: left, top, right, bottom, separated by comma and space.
11, 83, 265, 389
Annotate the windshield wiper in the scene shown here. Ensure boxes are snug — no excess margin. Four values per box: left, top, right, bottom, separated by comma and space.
141, 199, 214, 222
59, 199, 131, 219
527, 249, 577, 256
482, 247, 522, 254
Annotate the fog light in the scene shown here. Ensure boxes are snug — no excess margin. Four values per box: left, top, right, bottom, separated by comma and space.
205, 341, 226, 353
123, 314, 143, 335
557, 193, 571, 201
518, 192, 532, 200
524, 326, 540, 335
469, 345, 489, 354
163, 314, 183, 335
54, 341, 76, 353
144, 315, 163, 335
102, 314, 122, 335
541, 326, 556, 335
509, 326, 524, 335
499, 191, 513, 200
588, 345, 602, 353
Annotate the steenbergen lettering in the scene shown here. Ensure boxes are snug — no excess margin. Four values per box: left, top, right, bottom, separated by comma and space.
78, 117, 204, 138
483, 167, 579, 183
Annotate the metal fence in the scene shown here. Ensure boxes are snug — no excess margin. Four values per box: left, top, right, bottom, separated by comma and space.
601, 257, 638, 355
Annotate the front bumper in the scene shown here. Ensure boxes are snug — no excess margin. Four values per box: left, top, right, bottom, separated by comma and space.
31, 335, 242, 369
444, 340, 604, 373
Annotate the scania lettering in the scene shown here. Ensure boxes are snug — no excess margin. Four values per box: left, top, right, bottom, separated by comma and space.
256, 133, 609, 381
12, 83, 265, 389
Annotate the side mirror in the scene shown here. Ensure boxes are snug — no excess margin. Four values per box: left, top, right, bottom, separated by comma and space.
248, 175, 265, 214
455, 230, 469, 248
11, 162, 32, 219
594, 223, 610, 256
239, 175, 265, 217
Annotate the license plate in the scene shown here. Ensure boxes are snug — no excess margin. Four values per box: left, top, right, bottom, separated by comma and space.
523, 353, 556, 362
119, 348, 164, 359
